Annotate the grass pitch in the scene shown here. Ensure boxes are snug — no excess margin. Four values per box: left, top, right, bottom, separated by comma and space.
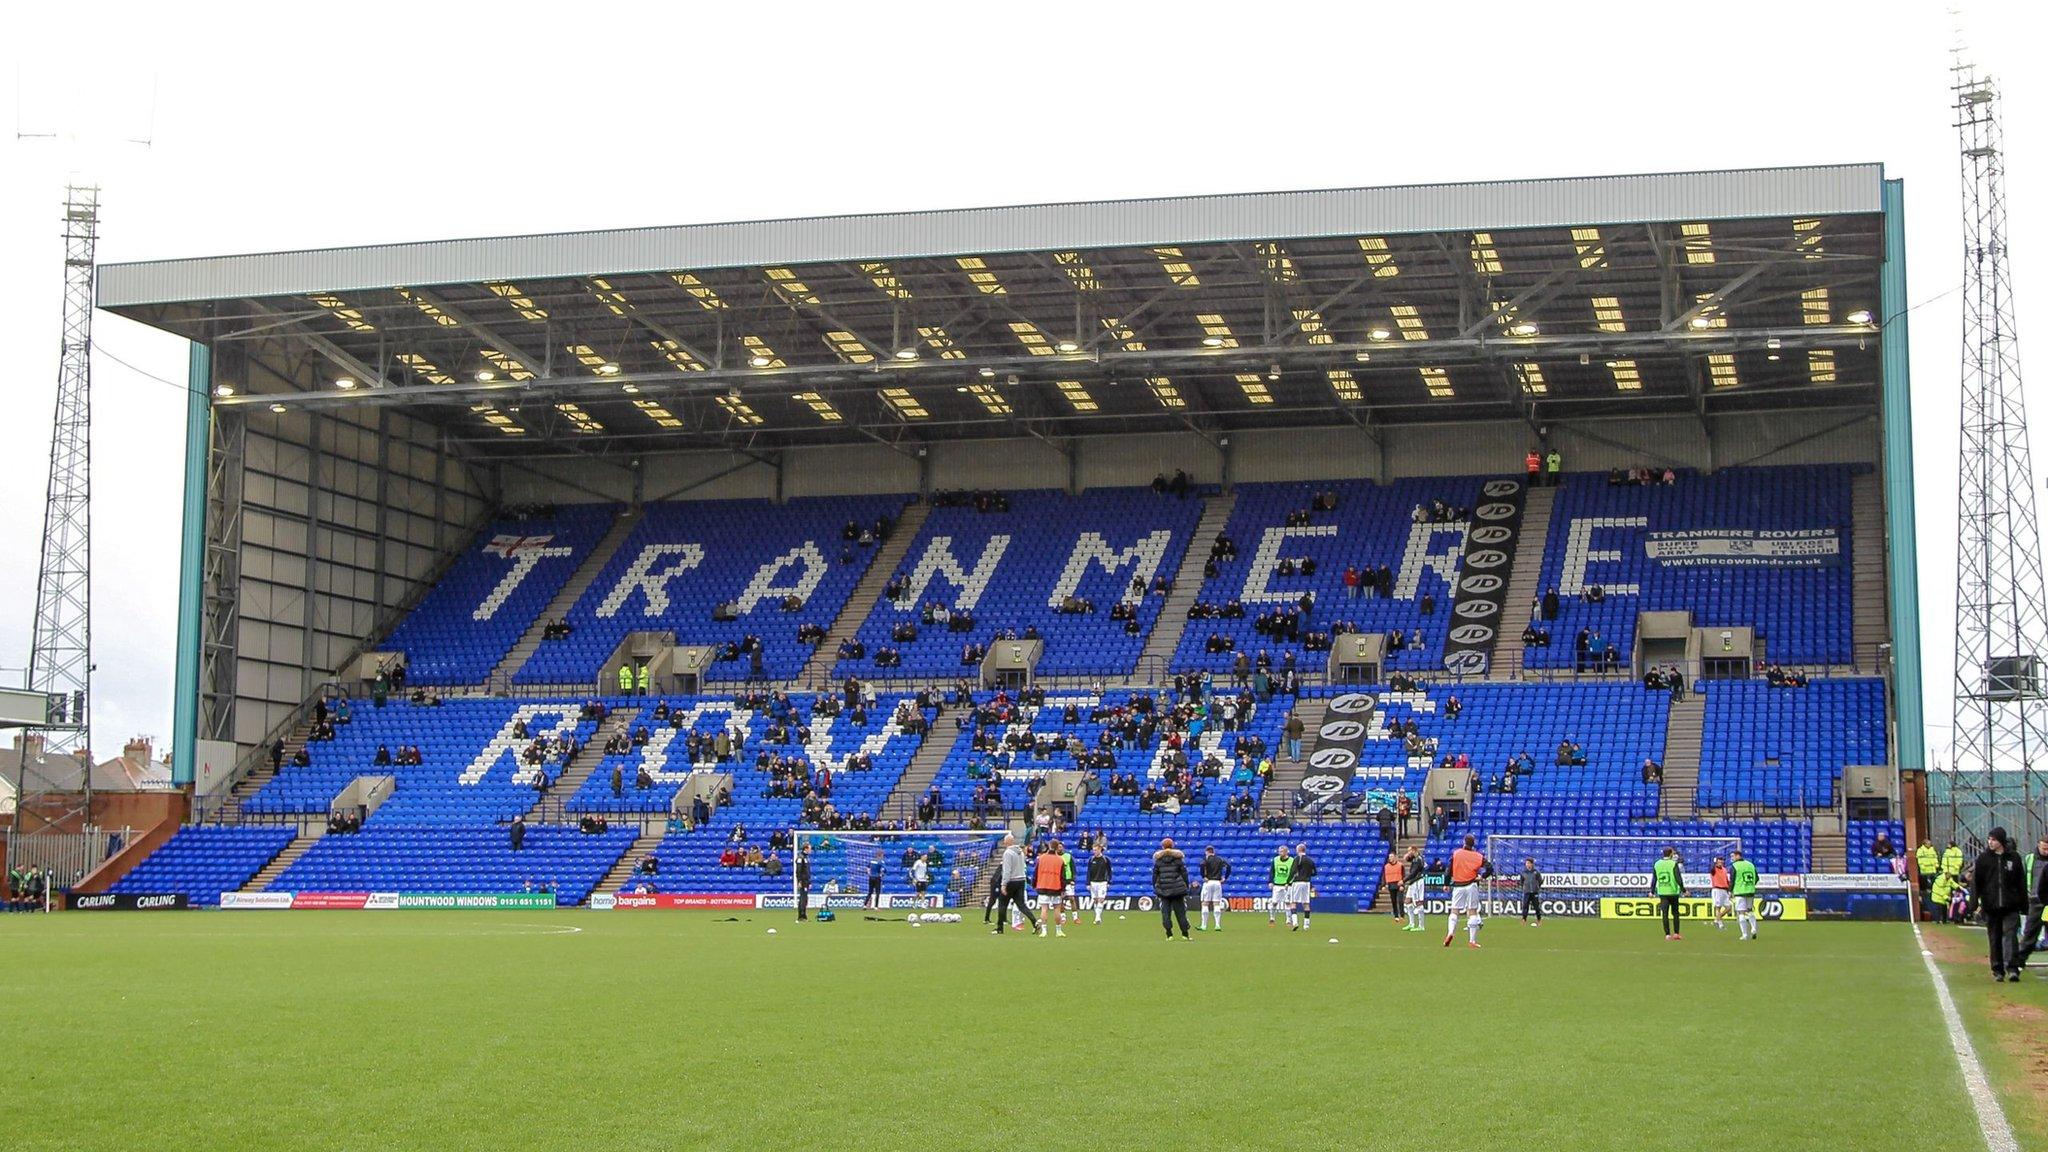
1, 910, 2024, 1151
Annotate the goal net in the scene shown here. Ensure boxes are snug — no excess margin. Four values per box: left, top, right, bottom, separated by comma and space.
790, 830, 1007, 911
1484, 833, 1744, 908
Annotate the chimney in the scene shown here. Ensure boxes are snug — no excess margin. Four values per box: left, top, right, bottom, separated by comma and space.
125, 737, 153, 765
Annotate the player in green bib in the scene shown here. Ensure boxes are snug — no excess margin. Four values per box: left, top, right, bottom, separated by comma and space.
1267, 846, 1294, 926
1730, 848, 1761, 941
1652, 847, 1687, 940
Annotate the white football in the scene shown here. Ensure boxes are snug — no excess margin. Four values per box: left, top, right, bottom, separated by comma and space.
1328, 938, 1339, 944
910, 920, 923, 928
767, 928, 777, 934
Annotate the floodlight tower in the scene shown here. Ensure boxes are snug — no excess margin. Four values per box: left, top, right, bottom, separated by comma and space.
6, 186, 101, 875
1947, 62, 2048, 842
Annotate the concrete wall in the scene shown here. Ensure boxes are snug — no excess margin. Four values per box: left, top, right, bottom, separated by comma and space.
229, 392, 487, 750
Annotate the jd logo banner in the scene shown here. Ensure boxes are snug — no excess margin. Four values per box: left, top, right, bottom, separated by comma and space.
1301, 693, 1374, 808
1441, 478, 1526, 677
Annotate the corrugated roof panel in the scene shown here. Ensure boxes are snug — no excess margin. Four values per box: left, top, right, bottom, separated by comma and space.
97, 164, 1885, 309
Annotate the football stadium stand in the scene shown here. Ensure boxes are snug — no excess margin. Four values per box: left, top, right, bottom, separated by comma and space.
564, 691, 932, 825
1171, 477, 1487, 677
383, 505, 618, 685
1698, 678, 1888, 809
518, 495, 912, 687
104, 467, 1898, 910
832, 488, 1205, 679
106, 826, 296, 906
1526, 466, 1859, 670
244, 698, 602, 825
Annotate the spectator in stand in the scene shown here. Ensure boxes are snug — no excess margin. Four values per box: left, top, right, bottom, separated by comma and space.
1285, 712, 1305, 763
508, 816, 526, 852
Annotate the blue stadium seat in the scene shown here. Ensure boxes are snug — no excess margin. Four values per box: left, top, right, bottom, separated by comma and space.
518, 495, 909, 686
107, 825, 295, 905
384, 505, 617, 684
834, 488, 1203, 679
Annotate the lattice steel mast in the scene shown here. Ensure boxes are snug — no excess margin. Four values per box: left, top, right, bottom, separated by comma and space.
1948, 63, 2048, 841
7, 186, 100, 872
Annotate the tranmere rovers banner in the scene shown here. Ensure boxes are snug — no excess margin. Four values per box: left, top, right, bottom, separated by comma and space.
1643, 528, 1841, 567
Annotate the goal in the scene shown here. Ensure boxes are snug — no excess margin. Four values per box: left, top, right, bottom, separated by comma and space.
790, 829, 1007, 912
1484, 833, 1744, 907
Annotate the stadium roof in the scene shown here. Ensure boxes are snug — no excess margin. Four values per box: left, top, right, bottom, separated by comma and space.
101, 163, 1891, 456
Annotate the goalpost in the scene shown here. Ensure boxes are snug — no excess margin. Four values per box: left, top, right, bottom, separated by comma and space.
790, 829, 1008, 913
1484, 833, 1745, 911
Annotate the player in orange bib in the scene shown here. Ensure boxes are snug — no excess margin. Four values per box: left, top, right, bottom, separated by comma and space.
1033, 843, 1068, 937
1444, 835, 1493, 949
1709, 856, 1732, 932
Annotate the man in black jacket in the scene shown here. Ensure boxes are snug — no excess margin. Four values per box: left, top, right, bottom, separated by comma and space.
1153, 838, 1192, 940
1967, 827, 2030, 982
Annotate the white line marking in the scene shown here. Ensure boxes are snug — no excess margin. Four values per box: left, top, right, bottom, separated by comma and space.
1912, 924, 2020, 1152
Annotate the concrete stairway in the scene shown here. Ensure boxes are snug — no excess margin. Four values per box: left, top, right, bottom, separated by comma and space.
1131, 491, 1237, 683
490, 506, 644, 685
1488, 484, 1556, 678
528, 708, 638, 819
877, 719, 960, 822
1849, 470, 1888, 666
1260, 696, 1327, 815
594, 827, 668, 899
795, 500, 931, 689
1812, 830, 1847, 873
240, 831, 320, 892
1658, 695, 1705, 820
220, 717, 315, 823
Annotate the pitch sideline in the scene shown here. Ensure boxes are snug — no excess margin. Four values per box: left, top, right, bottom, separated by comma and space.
1913, 923, 2019, 1152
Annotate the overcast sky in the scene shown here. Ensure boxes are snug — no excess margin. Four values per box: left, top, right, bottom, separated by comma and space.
0, 0, 2039, 763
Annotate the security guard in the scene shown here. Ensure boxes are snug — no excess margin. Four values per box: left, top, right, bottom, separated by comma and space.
635, 661, 651, 696
616, 663, 635, 695
1914, 838, 1940, 899
1942, 839, 1966, 886
1931, 869, 1955, 925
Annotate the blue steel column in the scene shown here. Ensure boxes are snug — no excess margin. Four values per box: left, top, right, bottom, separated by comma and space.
171, 342, 211, 785
1880, 178, 1924, 775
